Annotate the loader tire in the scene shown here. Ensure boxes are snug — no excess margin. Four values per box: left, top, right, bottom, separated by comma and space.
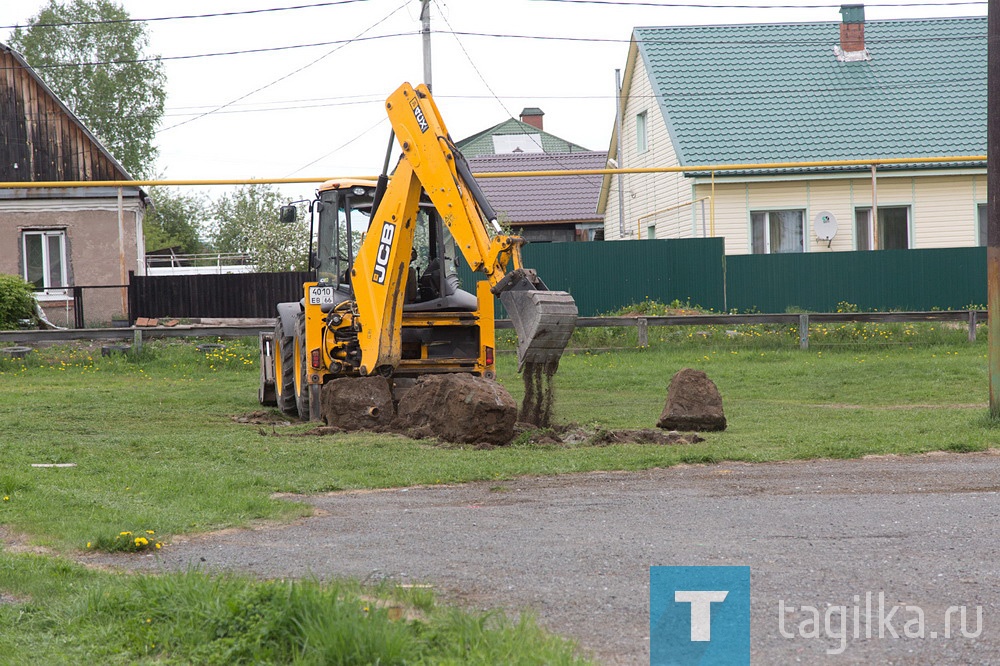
273, 319, 297, 415
294, 314, 312, 421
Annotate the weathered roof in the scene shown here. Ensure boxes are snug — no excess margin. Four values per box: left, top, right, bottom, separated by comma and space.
0, 43, 133, 182
457, 118, 591, 157
468, 151, 607, 225
634, 16, 986, 166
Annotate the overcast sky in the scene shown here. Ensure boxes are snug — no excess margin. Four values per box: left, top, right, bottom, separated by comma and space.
0, 0, 988, 199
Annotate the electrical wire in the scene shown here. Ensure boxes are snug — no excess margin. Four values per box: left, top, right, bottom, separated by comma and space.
285, 116, 389, 176
20, 33, 417, 70
0, 1, 369, 30
158, 0, 411, 133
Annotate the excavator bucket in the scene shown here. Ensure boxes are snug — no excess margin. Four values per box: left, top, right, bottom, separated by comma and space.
500, 288, 578, 371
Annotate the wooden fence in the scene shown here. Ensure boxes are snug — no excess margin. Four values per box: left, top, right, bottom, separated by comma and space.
2, 310, 988, 350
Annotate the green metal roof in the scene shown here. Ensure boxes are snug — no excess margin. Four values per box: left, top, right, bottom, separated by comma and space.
456, 118, 590, 157
635, 16, 985, 167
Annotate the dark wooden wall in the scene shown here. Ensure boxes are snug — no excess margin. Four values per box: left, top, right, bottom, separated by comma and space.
0, 46, 126, 182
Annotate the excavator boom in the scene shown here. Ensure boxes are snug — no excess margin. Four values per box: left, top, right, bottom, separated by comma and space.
377, 82, 577, 372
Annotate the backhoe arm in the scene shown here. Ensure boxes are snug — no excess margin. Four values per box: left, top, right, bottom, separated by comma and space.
353, 82, 576, 375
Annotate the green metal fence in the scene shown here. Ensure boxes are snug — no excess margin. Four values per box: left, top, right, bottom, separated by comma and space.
726, 247, 986, 313
458, 238, 727, 317
457, 241, 985, 315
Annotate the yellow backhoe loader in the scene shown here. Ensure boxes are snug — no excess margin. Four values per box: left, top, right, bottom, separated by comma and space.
259, 82, 577, 422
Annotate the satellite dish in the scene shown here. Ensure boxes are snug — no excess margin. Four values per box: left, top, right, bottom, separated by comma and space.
814, 211, 839, 242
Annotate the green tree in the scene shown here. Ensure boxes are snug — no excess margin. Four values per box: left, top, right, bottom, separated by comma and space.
210, 184, 309, 272
9, 0, 166, 178
144, 187, 208, 254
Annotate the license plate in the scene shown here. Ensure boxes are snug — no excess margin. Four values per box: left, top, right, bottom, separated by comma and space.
308, 286, 336, 306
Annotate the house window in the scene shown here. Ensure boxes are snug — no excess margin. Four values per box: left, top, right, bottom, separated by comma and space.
751, 210, 804, 254
647, 224, 656, 240
855, 207, 909, 250
22, 230, 68, 294
978, 203, 988, 246
636, 111, 648, 154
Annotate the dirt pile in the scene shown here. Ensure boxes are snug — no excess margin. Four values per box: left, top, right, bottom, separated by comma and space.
396, 374, 518, 446
657, 368, 727, 431
320, 376, 396, 430
311, 374, 519, 446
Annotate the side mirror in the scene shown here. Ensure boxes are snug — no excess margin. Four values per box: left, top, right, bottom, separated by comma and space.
278, 205, 297, 224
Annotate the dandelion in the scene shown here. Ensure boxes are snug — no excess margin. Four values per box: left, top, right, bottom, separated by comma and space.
2, 496, 7, 502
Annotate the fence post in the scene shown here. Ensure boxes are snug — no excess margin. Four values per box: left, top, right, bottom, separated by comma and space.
72, 286, 85, 329
133, 328, 143, 354
799, 314, 810, 350
969, 310, 978, 343
637, 317, 648, 347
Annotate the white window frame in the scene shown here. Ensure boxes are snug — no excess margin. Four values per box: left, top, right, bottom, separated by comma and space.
750, 210, 805, 254
855, 206, 910, 250
636, 111, 648, 154
22, 229, 68, 298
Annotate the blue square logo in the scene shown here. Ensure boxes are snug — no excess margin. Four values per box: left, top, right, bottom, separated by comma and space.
650, 566, 750, 665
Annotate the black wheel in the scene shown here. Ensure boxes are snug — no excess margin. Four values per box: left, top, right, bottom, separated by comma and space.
294, 313, 312, 421
274, 318, 297, 415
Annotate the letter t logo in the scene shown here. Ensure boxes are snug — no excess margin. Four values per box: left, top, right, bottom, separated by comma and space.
674, 590, 729, 641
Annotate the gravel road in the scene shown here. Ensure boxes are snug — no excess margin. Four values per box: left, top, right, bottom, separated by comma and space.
92, 451, 1000, 665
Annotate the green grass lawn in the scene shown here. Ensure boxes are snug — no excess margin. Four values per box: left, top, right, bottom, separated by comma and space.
0, 333, 995, 664
0, 336, 994, 552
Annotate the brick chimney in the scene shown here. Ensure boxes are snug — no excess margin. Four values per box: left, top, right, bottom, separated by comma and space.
835, 4, 870, 62
519, 107, 544, 131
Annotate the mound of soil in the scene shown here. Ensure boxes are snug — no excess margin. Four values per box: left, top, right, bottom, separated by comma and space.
657, 368, 727, 432
321, 376, 396, 430
395, 374, 518, 446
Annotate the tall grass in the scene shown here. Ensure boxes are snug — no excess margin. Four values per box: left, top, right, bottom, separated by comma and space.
0, 552, 588, 664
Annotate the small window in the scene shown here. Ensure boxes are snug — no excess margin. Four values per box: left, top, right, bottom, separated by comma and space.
855, 207, 910, 250
22, 230, 68, 294
636, 111, 648, 154
647, 224, 656, 240
750, 210, 804, 254
978, 203, 988, 246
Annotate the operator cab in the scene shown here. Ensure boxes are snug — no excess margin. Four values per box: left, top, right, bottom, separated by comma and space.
313, 181, 476, 312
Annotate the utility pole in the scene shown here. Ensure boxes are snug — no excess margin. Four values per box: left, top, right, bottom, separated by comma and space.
990, 0, 1000, 416
420, 0, 432, 92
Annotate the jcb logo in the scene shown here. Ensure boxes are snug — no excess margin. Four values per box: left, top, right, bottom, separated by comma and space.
410, 97, 429, 133
372, 222, 396, 284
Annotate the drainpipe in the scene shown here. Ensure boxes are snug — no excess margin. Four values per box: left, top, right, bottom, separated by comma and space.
870, 165, 879, 250
615, 68, 625, 238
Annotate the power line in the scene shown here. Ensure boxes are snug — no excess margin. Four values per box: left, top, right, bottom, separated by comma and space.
158, 0, 411, 133
10, 27, 984, 73
0, 1, 369, 31
20, 33, 417, 70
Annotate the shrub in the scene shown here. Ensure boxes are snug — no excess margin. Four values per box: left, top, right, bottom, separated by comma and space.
0, 274, 37, 330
